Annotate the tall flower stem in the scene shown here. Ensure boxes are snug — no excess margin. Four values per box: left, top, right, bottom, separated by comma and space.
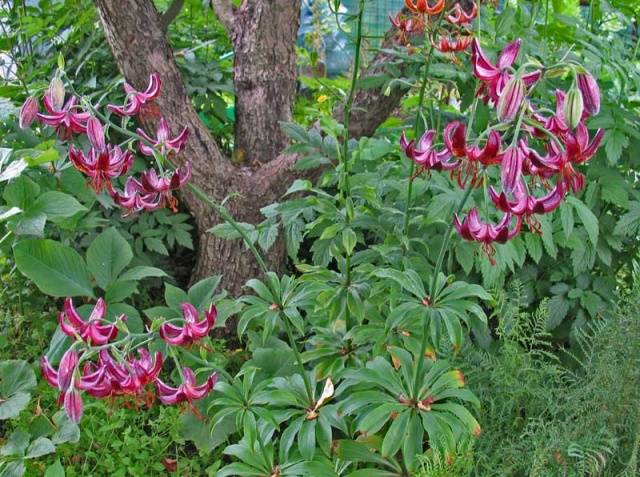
402, 14, 444, 238
281, 312, 314, 405
340, 0, 365, 330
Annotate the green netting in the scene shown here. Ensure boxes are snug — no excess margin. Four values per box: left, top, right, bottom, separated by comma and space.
342, 0, 405, 37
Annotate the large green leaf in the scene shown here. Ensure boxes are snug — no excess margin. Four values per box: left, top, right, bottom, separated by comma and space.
86, 228, 133, 289
0, 360, 36, 420
14, 239, 94, 298
31, 191, 86, 223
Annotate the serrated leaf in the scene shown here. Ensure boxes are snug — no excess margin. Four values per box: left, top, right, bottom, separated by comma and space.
567, 197, 599, 247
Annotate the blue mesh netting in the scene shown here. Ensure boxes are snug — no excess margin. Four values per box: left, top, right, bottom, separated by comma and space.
298, 0, 405, 76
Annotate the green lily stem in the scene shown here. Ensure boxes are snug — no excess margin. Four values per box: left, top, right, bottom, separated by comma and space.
428, 184, 475, 300
402, 16, 442, 238
281, 312, 315, 406
341, 0, 365, 331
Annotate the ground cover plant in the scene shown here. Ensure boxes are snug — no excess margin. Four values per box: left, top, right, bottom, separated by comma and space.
1, 0, 639, 475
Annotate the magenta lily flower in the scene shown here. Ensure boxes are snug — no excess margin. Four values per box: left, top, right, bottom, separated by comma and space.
37, 95, 90, 140
108, 73, 161, 117
489, 179, 567, 216
136, 118, 189, 157
576, 72, 600, 116
471, 38, 541, 104
497, 75, 526, 122
155, 367, 217, 405
19, 96, 39, 129
400, 130, 459, 175
108, 176, 163, 214
41, 349, 79, 392
58, 298, 123, 345
454, 209, 522, 261
159, 303, 217, 346
529, 123, 604, 192
92, 349, 163, 396
110, 164, 192, 214
41, 349, 86, 422
446, 3, 477, 24
68, 144, 134, 192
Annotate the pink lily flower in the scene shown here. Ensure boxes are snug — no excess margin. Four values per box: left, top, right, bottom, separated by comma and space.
108, 176, 163, 214
109, 164, 192, 214
434, 35, 473, 53
497, 75, 526, 122
155, 367, 217, 405
91, 349, 163, 396
37, 95, 90, 140
108, 73, 161, 117
19, 96, 39, 129
159, 303, 217, 347
41, 349, 86, 422
471, 38, 541, 104
58, 298, 123, 345
68, 144, 134, 192
136, 118, 189, 158
489, 179, 567, 216
400, 130, 459, 175
446, 3, 477, 24
454, 209, 522, 261
389, 12, 419, 45
529, 123, 603, 192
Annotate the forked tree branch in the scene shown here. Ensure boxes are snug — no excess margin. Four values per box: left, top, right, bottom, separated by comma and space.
210, 0, 235, 34
160, 0, 184, 31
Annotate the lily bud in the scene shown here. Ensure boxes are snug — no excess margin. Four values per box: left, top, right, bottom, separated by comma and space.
19, 96, 39, 129
86, 117, 105, 151
497, 75, 525, 122
576, 72, 600, 115
48, 77, 65, 110
563, 86, 584, 130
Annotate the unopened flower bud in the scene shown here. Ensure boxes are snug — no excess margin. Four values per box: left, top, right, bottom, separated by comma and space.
48, 77, 65, 110
576, 72, 600, 115
19, 96, 39, 129
563, 85, 584, 129
86, 117, 105, 151
497, 75, 525, 122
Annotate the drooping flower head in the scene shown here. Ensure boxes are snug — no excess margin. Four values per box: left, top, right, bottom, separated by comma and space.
58, 298, 124, 345
159, 303, 217, 347
155, 367, 217, 406
37, 95, 90, 140
446, 3, 478, 25
434, 35, 473, 53
405, 0, 445, 15
454, 209, 522, 262
400, 130, 459, 177
108, 73, 161, 117
136, 118, 189, 158
471, 38, 541, 105
69, 144, 134, 192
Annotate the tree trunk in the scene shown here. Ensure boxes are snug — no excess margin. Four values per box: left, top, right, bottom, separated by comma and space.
230, 0, 301, 165
93, 0, 406, 295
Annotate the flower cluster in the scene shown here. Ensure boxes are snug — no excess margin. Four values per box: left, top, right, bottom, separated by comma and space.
41, 300, 218, 422
400, 38, 603, 261
390, 1, 477, 55
19, 73, 191, 215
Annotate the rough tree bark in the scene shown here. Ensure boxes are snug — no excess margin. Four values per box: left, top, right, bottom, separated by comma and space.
93, 0, 405, 294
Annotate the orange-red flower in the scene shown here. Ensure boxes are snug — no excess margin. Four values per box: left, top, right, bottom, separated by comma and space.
405, 0, 445, 15
434, 35, 473, 53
